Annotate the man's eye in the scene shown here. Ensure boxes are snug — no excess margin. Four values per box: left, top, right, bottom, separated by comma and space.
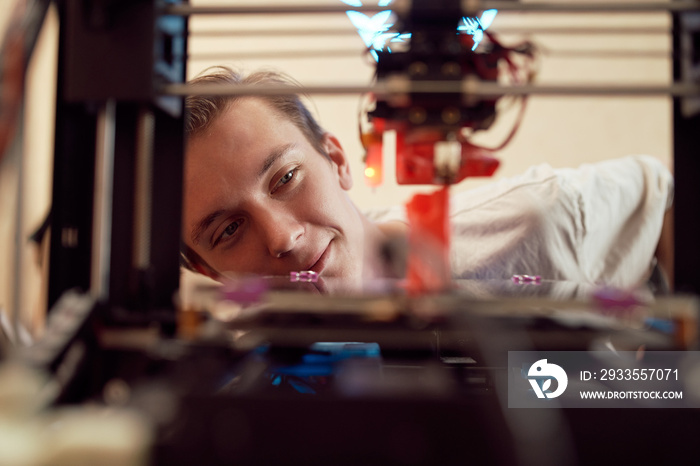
222, 221, 239, 239
273, 169, 297, 192
214, 220, 241, 247
280, 170, 294, 184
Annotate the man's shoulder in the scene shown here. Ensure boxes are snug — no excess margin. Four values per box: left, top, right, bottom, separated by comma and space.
364, 155, 672, 226
450, 162, 564, 215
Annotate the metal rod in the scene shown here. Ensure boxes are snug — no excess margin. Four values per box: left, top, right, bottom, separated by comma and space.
162, 82, 375, 96
165, 1, 700, 16
133, 109, 154, 271
189, 26, 671, 38
188, 48, 671, 61
491, 26, 671, 35
190, 28, 359, 38
91, 100, 116, 301
188, 49, 371, 60
164, 4, 388, 16
10, 108, 25, 346
483, 1, 700, 13
161, 81, 699, 98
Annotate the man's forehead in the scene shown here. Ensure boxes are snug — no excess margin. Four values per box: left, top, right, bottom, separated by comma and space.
219, 96, 284, 126
187, 98, 296, 155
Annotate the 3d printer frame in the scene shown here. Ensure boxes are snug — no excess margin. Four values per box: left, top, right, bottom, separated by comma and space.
46, 1, 700, 322
23, 2, 700, 464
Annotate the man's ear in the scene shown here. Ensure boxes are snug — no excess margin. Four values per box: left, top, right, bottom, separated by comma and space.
324, 133, 353, 191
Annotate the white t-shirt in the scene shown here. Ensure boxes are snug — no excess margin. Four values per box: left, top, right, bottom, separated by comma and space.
366, 155, 673, 288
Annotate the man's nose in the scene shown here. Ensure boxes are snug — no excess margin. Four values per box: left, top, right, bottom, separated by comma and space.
257, 208, 304, 258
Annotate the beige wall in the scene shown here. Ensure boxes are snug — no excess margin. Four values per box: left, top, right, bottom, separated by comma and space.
0, 0, 673, 329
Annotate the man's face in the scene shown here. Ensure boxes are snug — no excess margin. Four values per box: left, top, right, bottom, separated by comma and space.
183, 97, 369, 291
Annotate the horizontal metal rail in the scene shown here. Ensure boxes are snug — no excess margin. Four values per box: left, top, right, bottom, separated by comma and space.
164, 1, 700, 16
189, 26, 671, 38
187, 48, 672, 61
161, 80, 700, 97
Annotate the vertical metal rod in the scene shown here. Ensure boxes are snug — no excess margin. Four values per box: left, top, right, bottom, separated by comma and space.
133, 108, 154, 271
11, 109, 25, 345
91, 100, 116, 301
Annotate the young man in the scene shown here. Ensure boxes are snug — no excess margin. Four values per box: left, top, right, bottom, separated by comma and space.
182, 67, 674, 293
182, 67, 400, 293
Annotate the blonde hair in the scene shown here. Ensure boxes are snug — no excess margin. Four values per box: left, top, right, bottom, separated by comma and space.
185, 66, 327, 155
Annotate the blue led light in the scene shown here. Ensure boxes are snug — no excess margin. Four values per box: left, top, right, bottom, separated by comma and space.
346, 9, 393, 46
342, 2, 498, 59
457, 9, 498, 50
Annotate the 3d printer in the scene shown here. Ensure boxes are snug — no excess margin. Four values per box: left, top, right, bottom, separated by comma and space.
2, 1, 700, 465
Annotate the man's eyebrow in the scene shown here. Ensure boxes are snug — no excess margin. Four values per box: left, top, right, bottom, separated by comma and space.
258, 143, 297, 178
191, 209, 225, 246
